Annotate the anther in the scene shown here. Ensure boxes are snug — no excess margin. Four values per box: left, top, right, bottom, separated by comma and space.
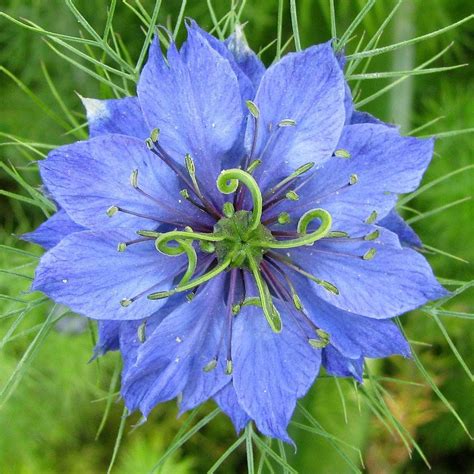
365, 210, 378, 224
225, 359, 233, 375
137, 230, 160, 238
278, 119, 297, 127
349, 174, 359, 185
362, 248, 377, 260
150, 128, 160, 143
186, 292, 195, 302
232, 303, 241, 315
364, 230, 380, 241
180, 189, 190, 199
334, 149, 351, 158
246, 100, 260, 118
106, 205, 119, 217
120, 298, 132, 307
246, 159, 262, 174
130, 169, 139, 188
285, 190, 299, 201
148, 290, 173, 300
117, 237, 151, 252
199, 240, 215, 253
223, 202, 235, 218
203, 358, 218, 372
326, 231, 350, 238
308, 328, 330, 348
263, 162, 314, 203
137, 321, 146, 343
292, 292, 303, 310
278, 212, 291, 225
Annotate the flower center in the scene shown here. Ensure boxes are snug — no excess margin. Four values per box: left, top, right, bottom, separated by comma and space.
110, 124, 375, 349
214, 210, 274, 268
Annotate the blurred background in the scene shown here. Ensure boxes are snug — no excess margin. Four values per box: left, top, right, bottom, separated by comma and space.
0, 1, 472, 472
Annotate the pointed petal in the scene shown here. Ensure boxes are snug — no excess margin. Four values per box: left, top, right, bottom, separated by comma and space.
80, 96, 149, 140
122, 275, 229, 417
94, 320, 121, 356
232, 285, 321, 442
293, 274, 411, 359
378, 209, 422, 248
32, 229, 183, 320
214, 383, 250, 433
137, 34, 243, 196
322, 346, 364, 382
39, 134, 212, 230
286, 229, 448, 319
225, 25, 265, 92
119, 294, 190, 376
185, 20, 257, 101
267, 123, 435, 226
22, 209, 84, 249
247, 42, 345, 190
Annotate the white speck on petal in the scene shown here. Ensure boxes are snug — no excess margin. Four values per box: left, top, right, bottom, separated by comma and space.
175, 337, 182, 343
80, 97, 109, 122
62, 279, 68, 284
175, 357, 180, 363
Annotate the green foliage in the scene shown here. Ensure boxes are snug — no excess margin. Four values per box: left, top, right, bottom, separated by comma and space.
0, 1, 472, 472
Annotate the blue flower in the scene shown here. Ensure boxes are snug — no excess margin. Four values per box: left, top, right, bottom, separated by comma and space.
27, 21, 448, 442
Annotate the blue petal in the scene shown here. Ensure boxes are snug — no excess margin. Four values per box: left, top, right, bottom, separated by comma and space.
322, 346, 364, 382
32, 229, 183, 320
185, 20, 257, 102
80, 96, 149, 140
232, 277, 321, 443
378, 209, 422, 248
350, 110, 394, 126
22, 209, 84, 249
225, 26, 265, 92
292, 274, 411, 359
94, 320, 121, 356
121, 275, 229, 417
286, 228, 448, 319
214, 383, 250, 433
266, 123, 435, 226
137, 34, 243, 197
39, 134, 212, 230
248, 42, 345, 190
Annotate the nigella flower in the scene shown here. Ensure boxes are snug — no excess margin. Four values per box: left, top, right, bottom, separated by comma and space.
26, 21, 448, 442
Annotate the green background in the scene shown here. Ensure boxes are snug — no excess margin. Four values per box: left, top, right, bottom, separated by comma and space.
0, 1, 472, 472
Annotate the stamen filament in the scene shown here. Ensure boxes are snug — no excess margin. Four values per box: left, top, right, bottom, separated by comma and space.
268, 253, 339, 295
263, 162, 314, 201
147, 134, 222, 219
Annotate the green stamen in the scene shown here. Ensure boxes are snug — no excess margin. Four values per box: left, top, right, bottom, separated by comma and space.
334, 149, 351, 158
365, 210, 378, 224
362, 248, 377, 260
278, 119, 297, 127
246, 100, 260, 118
246, 159, 262, 174
285, 190, 299, 201
277, 212, 291, 225
223, 202, 235, 218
